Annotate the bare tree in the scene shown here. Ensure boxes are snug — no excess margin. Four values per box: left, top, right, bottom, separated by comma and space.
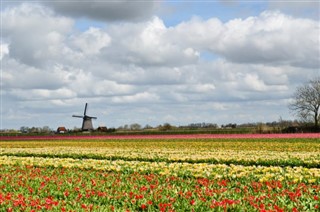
289, 78, 320, 128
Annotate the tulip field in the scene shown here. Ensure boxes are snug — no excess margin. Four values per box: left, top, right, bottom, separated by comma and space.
0, 134, 319, 211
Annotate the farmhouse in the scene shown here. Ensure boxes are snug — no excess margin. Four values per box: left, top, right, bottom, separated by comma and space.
57, 126, 67, 134
97, 126, 108, 132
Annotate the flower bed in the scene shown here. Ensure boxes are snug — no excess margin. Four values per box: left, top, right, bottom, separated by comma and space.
0, 137, 319, 211
0, 164, 319, 211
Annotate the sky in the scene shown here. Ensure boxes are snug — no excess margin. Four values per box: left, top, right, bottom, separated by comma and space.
1, 0, 319, 130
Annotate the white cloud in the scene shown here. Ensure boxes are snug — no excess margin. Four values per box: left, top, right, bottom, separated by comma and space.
103, 16, 201, 67
184, 48, 200, 58
0, 43, 9, 60
2, 3, 75, 67
2, 60, 69, 90
73, 27, 111, 55
172, 11, 319, 68
67, 70, 135, 97
177, 83, 215, 93
9, 88, 76, 101
244, 74, 268, 91
210, 103, 229, 111
172, 16, 223, 48
221, 11, 318, 68
112, 92, 160, 104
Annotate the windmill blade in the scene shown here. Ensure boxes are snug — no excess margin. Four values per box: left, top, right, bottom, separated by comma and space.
87, 116, 97, 119
72, 115, 84, 118
84, 103, 88, 116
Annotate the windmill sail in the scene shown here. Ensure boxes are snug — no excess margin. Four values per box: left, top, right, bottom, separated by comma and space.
84, 103, 88, 116
72, 115, 83, 118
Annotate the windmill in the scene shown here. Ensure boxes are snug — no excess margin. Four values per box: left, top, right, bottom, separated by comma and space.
72, 103, 97, 131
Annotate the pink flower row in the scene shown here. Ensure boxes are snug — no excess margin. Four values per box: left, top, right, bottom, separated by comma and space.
1, 133, 319, 141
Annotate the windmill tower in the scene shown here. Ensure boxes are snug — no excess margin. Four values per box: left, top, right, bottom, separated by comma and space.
72, 103, 97, 131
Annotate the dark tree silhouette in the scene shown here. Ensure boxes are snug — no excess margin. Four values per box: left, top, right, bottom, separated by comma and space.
289, 77, 320, 129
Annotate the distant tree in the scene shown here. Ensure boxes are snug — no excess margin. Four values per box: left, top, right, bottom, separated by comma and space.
289, 78, 320, 129
30, 127, 38, 133
41, 126, 51, 133
160, 123, 172, 131
143, 124, 153, 129
130, 123, 141, 130
73, 126, 81, 132
20, 126, 29, 133
118, 125, 129, 131
223, 123, 237, 129
256, 123, 266, 134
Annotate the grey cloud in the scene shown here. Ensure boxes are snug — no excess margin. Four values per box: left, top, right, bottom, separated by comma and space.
217, 0, 319, 20
42, 0, 157, 22
268, 1, 320, 20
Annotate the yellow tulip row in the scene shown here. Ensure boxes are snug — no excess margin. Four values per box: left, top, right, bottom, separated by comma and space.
1, 146, 319, 166
0, 156, 319, 183
1, 139, 319, 151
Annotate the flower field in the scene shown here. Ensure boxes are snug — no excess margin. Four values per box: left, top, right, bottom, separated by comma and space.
0, 135, 319, 211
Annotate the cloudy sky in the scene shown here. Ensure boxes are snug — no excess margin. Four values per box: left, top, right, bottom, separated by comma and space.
1, 1, 319, 130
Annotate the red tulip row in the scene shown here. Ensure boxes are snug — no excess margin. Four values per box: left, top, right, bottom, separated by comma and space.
0, 165, 319, 211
